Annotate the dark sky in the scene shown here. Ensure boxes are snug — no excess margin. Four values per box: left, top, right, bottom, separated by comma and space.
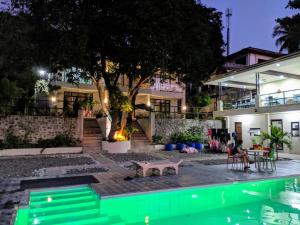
201, 0, 296, 53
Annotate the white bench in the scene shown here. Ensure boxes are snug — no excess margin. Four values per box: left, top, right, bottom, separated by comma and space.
132, 159, 183, 177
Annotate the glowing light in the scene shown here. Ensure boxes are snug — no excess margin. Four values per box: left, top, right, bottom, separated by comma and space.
39, 70, 46, 76
279, 75, 284, 79
192, 194, 198, 199
259, 80, 263, 84
227, 217, 231, 223
51, 96, 57, 103
104, 97, 108, 104
243, 86, 246, 89
276, 63, 281, 67
182, 105, 187, 111
47, 196, 52, 202
224, 83, 228, 86
231, 76, 235, 79
33, 218, 39, 224
246, 209, 250, 213
147, 101, 151, 107
114, 130, 127, 141
145, 216, 149, 224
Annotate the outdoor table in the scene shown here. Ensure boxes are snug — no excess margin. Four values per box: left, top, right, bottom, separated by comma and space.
247, 149, 269, 171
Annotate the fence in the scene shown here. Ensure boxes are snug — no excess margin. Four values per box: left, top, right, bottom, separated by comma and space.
152, 105, 213, 119
0, 98, 78, 117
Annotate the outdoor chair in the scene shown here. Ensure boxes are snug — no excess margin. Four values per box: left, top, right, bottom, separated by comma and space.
227, 147, 245, 170
261, 148, 276, 171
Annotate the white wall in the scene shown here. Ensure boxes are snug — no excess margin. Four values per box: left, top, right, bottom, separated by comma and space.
249, 53, 274, 65
228, 114, 268, 149
269, 111, 300, 154
227, 111, 300, 154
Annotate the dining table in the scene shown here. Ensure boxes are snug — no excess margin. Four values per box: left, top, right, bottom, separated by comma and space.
247, 149, 270, 171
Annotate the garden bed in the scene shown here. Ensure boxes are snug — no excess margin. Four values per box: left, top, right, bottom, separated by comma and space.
0, 147, 82, 156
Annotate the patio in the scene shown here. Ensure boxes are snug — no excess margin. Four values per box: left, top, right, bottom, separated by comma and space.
1, 151, 300, 224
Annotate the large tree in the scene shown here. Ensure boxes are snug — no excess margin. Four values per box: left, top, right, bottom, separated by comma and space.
0, 12, 37, 98
273, 0, 300, 53
12, 0, 224, 140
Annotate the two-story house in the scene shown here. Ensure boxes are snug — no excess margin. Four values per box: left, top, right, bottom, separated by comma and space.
48, 72, 185, 118
204, 47, 283, 113
205, 51, 300, 153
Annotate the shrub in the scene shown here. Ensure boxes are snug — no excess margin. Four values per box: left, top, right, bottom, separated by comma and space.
152, 135, 164, 144
37, 133, 79, 148
171, 126, 205, 143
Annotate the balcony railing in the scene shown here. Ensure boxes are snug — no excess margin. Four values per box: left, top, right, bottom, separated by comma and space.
223, 98, 256, 110
260, 89, 300, 107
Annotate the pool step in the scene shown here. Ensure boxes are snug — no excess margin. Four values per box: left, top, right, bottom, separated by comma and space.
28, 209, 104, 225
30, 195, 98, 209
30, 189, 94, 202
29, 200, 100, 217
50, 215, 125, 225
30, 186, 91, 197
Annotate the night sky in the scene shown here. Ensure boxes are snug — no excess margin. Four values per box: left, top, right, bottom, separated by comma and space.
201, 0, 296, 53
1, 0, 296, 54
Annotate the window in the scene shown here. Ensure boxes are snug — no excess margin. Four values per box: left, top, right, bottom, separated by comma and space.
257, 58, 267, 63
63, 92, 93, 110
235, 56, 247, 65
151, 99, 171, 113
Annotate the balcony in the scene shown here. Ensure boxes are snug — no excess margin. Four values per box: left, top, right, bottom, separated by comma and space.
260, 89, 300, 107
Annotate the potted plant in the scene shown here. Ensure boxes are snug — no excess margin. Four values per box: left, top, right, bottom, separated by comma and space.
260, 125, 291, 160
171, 132, 185, 151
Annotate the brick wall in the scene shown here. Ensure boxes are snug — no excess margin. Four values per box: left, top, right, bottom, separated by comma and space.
0, 116, 80, 143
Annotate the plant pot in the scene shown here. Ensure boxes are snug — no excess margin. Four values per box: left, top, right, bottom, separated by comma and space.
176, 143, 185, 151
187, 142, 195, 148
195, 143, 203, 151
166, 143, 174, 151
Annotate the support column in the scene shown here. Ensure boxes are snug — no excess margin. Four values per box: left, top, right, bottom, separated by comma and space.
255, 72, 261, 107
217, 82, 224, 111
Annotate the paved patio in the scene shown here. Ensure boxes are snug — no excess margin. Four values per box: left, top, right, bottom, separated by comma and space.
1, 151, 300, 225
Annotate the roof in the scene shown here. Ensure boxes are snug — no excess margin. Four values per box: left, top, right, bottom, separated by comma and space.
226, 47, 284, 60
205, 51, 300, 89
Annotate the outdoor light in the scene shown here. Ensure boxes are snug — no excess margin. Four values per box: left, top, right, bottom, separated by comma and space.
231, 76, 235, 79
276, 63, 281, 67
243, 86, 246, 89
33, 218, 39, 225
259, 80, 263, 84
147, 101, 151, 107
145, 216, 149, 224
51, 96, 57, 103
47, 196, 52, 202
104, 97, 108, 104
182, 105, 187, 111
279, 75, 284, 79
224, 83, 228, 86
39, 69, 46, 76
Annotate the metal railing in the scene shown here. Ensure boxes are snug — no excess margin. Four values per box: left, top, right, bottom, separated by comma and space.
0, 98, 79, 117
223, 98, 256, 110
260, 89, 300, 107
152, 105, 213, 119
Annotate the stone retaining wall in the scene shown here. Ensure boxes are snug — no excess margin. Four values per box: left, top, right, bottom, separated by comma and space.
0, 115, 80, 143
154, 119, 223, 143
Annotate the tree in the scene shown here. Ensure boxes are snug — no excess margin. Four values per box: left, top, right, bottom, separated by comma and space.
0, 12, 38, 97
273, 0, 300, 53
12, 0, 224, 140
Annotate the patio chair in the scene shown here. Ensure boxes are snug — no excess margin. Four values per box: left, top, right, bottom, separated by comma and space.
261, 148, 276, 171
227, 147, 245, 170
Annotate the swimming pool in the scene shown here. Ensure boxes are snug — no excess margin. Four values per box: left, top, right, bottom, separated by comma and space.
14, 176, 300, 225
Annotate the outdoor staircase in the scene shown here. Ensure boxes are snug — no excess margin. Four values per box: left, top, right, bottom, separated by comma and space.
14, 186, 125, 225
83, 118, 102, 152
130, 121, 153, 152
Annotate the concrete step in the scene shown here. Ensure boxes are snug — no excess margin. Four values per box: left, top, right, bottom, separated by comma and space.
84, 130, 102, 135
83, 136, 102, 141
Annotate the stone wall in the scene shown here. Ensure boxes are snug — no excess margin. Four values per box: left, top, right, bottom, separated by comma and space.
0, 115, 80, 143
154, 118, 223, 143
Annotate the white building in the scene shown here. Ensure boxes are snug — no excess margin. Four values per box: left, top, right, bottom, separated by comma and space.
206, 51, 300, 153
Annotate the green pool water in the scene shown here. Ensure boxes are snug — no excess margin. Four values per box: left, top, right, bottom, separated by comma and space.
14, 176, 300, 225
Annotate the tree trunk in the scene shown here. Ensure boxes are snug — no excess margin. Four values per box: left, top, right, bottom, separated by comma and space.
108, 110, 119, 141
95, 80, 109, 117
